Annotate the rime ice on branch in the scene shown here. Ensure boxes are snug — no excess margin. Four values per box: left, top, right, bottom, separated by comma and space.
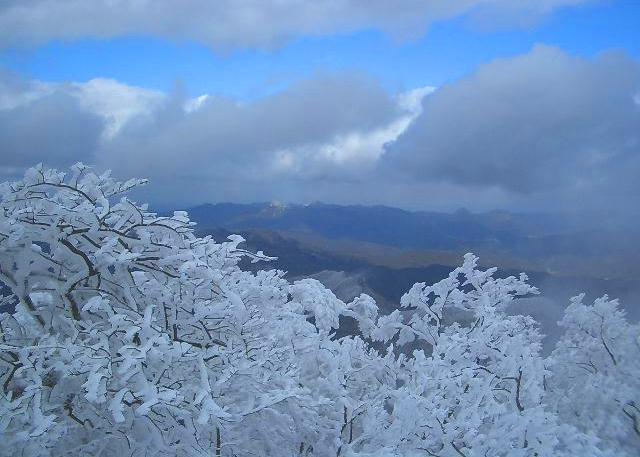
0, 164, 637, 456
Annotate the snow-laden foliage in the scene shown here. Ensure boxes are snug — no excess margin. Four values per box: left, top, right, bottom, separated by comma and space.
0, 165, 637, 456
547, 294, 640, 456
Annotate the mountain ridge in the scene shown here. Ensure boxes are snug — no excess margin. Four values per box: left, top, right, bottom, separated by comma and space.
186, 202, 640, 280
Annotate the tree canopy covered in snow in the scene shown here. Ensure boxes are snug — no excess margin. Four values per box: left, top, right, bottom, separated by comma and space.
0, 165, 638, 456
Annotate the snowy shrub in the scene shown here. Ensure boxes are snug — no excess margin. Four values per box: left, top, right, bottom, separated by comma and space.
0, 165, 637, 456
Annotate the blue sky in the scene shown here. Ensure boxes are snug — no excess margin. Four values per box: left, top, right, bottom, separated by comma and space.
1, 0, 638, 99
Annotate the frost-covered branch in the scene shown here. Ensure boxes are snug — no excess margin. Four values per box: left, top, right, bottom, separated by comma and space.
0, 164, 636, 456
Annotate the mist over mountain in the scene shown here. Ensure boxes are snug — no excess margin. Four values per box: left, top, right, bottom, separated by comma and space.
188, 202, 640, 349
188, 201, 640, 277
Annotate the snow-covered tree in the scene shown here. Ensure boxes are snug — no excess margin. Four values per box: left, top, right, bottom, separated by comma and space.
0, 165, 298, 455
548, 294, 640, 456
367, 254, 600, 456
0, 164, 636, 456
0, 164, 395, 456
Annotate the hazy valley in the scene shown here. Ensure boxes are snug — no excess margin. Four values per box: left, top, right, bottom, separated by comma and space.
190, 202, 640, 348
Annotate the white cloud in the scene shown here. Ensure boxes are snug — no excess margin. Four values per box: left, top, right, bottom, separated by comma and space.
0, 74, 163, 138
1, 47, 638, 212
0, 0, 590, 50
70, 79, 164, 138
0, 70, 430, 204
184, 94, 210, 113
272, 86, 434, 176
92, 74, 431, 202
0, 72, 54, 109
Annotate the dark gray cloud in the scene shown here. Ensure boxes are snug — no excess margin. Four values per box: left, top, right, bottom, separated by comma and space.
0, 69, 412, 205
98, 74, 405, 206
383, 45, 640, 206
0, 0, 589, 50
0, 91, 103, 178
1, 46, 639, 212
0, 73, 163, 179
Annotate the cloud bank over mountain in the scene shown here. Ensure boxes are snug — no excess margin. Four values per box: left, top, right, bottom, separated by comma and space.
0, 45, 638, 211
383, 45, 640, 208
0, 0, 589, 50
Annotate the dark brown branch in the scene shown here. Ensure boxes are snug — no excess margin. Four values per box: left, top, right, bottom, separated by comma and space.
2, 361, 22, 394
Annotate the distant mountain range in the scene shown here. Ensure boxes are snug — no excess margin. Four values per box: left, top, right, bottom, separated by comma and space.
187, 202, 566, 251
185, 202, 640, 348
187, 202, 640, 279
